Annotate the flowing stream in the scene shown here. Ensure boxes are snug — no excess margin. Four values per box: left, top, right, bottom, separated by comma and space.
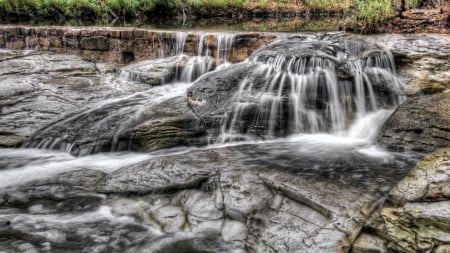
0, 31, 419, 252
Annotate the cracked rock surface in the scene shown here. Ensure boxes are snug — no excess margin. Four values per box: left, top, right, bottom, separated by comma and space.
355, 148, 450, 253
0, 141, 416, 252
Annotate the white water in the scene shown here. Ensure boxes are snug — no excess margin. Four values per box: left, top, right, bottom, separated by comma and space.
0, 149, 152, 188
119, 32, 235, 85
217, 39, 404, 142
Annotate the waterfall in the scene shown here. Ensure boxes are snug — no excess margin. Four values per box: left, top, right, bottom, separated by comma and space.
178, 56, 214, 83
173, 32, 187, 56
216, 38, 404, 143
119, 32, 236, 84
157, 32, 165, 58
215, 33, 235, 63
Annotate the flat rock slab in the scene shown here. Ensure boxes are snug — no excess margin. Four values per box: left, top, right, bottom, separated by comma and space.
0, 140, 416, 252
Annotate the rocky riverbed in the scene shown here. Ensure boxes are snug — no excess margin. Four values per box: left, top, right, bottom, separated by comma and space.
0, 29, 449, 253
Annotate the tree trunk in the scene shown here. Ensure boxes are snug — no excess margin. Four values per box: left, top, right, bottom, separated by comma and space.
399, 0, 406, 18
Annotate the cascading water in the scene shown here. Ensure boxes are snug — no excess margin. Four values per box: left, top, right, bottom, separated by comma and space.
118, 32, 235, 85
211, 37, 405, 143
215, 33, 235, 63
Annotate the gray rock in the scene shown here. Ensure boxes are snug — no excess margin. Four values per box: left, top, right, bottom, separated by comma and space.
0, 51, 148, 148
0, 169, 107, 214
118, 56, 189, 85
98, 150, 218, 194
360, 149, 450, 253
377, 92, 450, 153
26, 92, 204, 155
220, 170, 273, 221
0, 53, 97, 76
355, 34, 450, 95
388, 148, 450, 205
130, 96, 206, 152
351, 233, 387, 253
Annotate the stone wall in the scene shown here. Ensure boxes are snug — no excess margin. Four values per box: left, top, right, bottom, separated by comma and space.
0, 26, 277, 63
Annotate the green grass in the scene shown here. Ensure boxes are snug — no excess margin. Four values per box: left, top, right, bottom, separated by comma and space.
356, 0, 392, 23
0, 0, 400, 24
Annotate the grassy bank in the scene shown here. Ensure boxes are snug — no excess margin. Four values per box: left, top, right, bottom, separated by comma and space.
0, 0, 433, 25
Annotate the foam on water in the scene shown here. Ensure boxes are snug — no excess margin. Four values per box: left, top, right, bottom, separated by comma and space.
0, 149, 153, 188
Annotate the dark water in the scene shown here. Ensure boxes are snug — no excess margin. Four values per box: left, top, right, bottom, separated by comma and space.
2, 17, 347, 32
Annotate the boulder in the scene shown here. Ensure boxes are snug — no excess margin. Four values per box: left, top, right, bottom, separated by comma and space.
27, 93, 205, 155
377, 92, 450, 153
131, 97, 206, 152
388, 148, 450, 205
359, 149, 450, 253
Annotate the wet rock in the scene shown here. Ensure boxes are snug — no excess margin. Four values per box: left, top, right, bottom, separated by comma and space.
0, 169, 107, 214
351, 233, 387, 253
0, 206, 153, 253
220, 170, 273, 221
356, 34, 450, 95
0, 140, 416, 252
27, 93, 205, 155
118, 56, 188, 85
360, 149, 450, 253
0, 53, 96, 75
377, 92, 450, 153
250, 196, 344, 252
98, 150, 218, 194
0, 135, 27, 148
149, 203, 186, 232
132, 232, 241, 253
80, 36, 110, 51
388, 148, 450, 205
0, 51, 148, 148
187, 61, 259, 134
131, 95, 206, 151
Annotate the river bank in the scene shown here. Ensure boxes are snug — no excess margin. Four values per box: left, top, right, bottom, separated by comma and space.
1, 1, 449, 34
